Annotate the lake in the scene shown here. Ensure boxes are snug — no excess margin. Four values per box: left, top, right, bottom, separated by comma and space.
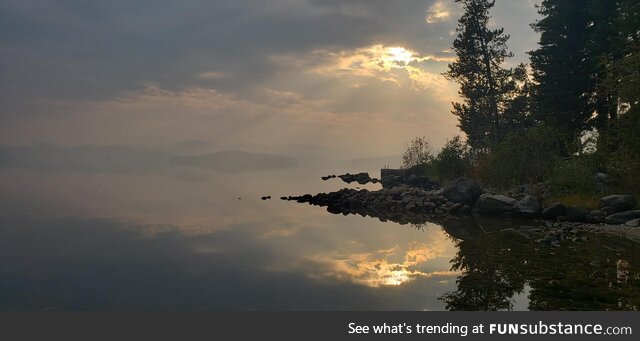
1, 153, 639, 310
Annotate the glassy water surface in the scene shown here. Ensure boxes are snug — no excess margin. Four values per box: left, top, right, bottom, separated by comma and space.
1, 159, 639, 310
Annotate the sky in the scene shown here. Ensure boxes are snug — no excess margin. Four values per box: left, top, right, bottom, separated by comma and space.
0, 0, 542, 157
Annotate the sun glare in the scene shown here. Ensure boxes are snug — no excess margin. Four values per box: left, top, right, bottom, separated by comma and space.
386, 47, 415, 65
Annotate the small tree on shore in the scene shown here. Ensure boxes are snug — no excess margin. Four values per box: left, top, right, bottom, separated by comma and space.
402, 137, 434, 169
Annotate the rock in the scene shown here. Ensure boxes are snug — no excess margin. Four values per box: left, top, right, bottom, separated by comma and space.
477, 194, 518, 214
625, 218, 640, 227
601, 206, 618, 216
337, 172, 377, 185
460, 205, 472, 215
541, 202, 566, 219
443, 178, 484, 206
600, 195, 637, 213
566, 206, 589, 222
447, 203, 462, 214
540, 189, 552, 200
586, 210, 606, 223
605, 210, 640, 224
513, 195, 542, 216
507, 184, 533, 200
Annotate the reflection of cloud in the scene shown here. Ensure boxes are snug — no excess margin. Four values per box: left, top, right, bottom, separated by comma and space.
426, 1, 457, 24
310, 238, 460, 287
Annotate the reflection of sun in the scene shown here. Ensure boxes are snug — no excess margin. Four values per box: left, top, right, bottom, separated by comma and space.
310, 233, 460, 288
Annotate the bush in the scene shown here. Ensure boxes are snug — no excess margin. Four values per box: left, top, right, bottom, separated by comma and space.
401, 137, 434, 169
549, 154, 602, 196
605, 108, 640, 196
473, 125, 563, 187
431, 136, 470, 181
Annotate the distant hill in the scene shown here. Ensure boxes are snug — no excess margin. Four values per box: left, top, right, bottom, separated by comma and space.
173, 150, 297, 172
0, 143, 170, 174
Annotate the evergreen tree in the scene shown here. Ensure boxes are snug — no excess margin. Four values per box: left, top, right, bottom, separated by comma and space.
446, 0, 522, 152
529, 0, 593, 151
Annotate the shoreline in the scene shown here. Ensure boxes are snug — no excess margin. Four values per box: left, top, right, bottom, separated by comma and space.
284, 174, 640, 244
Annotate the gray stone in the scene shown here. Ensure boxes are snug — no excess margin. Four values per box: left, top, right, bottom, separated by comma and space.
599, 195, 637, 213
586, 210, 606, 223
513, 195, 542, 215
460, 205, 472, 215
625, 218, 640, 227
605, 210, 640, 224
478, 194, 518, 214
566, 207, 589, 222
443, 178, 484, 206
447, 203, 462, 213
541, 202, 566, 219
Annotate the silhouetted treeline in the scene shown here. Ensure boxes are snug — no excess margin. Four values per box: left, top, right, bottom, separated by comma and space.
433, 0, 640, 198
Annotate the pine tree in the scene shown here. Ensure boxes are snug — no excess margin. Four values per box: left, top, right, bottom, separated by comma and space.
529, 0, 593, 150
446, 0, 521, 152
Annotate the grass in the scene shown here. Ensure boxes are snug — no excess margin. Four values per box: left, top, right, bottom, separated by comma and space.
546, 193, 601, 210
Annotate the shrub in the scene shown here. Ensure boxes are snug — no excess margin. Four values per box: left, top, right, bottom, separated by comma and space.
431, 136, 471, 181
473, 125, 563, 187
605, 108, 640, 196
401, 136, 434, 169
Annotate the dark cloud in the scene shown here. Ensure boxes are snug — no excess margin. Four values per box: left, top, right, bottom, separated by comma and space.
0, 0, 455, 106
0, 0, 540, 151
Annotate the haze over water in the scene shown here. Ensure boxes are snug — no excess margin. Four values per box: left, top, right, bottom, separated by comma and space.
1, 145, 638, 310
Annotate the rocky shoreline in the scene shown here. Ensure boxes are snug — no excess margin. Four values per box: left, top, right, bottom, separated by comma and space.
283, 175, 640, 244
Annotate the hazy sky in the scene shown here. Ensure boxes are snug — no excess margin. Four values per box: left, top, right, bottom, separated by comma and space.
0, 0, 541, 156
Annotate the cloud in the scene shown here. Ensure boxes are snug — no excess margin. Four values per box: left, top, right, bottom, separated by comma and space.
426, 1, 458, 24
0, 0, 540, 155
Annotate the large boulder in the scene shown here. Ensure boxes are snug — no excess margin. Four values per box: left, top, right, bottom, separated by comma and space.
478, 194, 518, 214
513, 195, 542, 216
586, 210, 606, 223
566, 207, 590, 222
600, 195, 637, 213
541, 202, 566, 219
626, 218, 640, 227
604, 210, 640, 224
443, 178, 484, 206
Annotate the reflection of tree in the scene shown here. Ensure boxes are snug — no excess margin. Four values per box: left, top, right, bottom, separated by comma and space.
439, 233, 527, 311
322, 200, 640, 310
438, 219, 640, 311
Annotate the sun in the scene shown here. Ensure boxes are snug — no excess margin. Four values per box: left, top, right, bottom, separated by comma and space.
386, 47, 416, 65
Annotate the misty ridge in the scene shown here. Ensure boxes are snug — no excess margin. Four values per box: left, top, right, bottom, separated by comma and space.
0, 142, 299, 175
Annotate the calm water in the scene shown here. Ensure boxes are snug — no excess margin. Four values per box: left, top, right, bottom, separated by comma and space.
1, 155, 639, 310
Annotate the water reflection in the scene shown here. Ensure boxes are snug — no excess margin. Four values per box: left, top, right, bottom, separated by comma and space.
315, 198, 640, 311
0, 156, 639, 310
451, 230, 639, 310
309, 236, 459, 287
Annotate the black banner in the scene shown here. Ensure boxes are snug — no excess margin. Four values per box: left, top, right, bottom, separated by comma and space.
0, 312, 637, 340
